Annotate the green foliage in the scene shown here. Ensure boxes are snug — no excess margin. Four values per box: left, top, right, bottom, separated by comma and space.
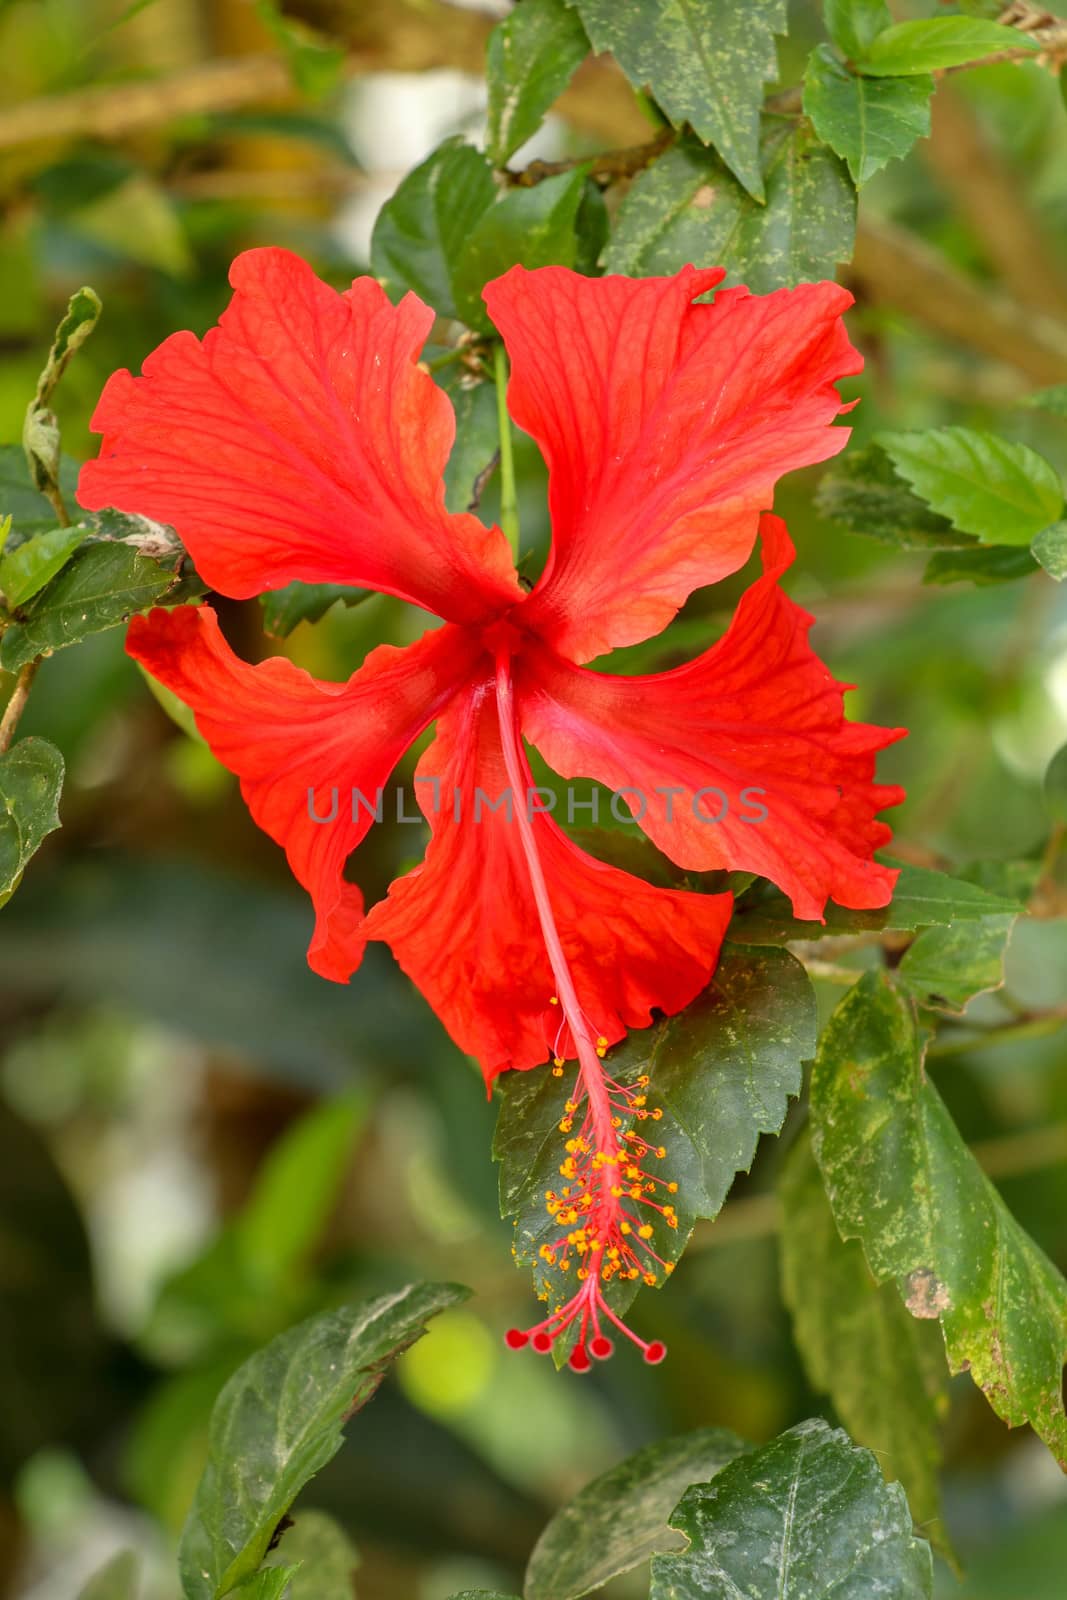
1045, 742, 1067, 824
453, 169, 591, 330
22, 287, 101, 514
1032, 519, 1067, 579
525, 1428, 746, 1600
259, 582, 372, 639
0, 445, 81, 536
486, 0, 590, 165
570, 0, 787, 199
803, 46, 932, 186
824, 0, 893, 61
897, 913, 1017, 1012
441, 373, 500, 515
816, 442, 971, 550
779, 1135, 949, 1549
77, 1551, 141, 1600
649, 1419, 933, 1598
178, 1284, 469, 1599
370, 140, 498, 321
877, 426, 1065, 546
811, 971, 1067, 1467
0, 525, 85, 608
922, 544, 1039, 586
0, 737, 63, 902
856, 17, 1039, 76
263, 1510, 360, 1598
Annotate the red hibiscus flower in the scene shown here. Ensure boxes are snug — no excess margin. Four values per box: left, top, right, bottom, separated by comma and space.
79, 248, 903, 1367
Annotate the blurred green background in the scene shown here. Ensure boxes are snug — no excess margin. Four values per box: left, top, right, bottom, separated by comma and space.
1, 1, 1067, 1596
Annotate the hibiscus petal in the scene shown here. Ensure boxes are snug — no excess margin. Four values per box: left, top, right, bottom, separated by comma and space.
518, 514, 905, 921
363, 676, 732, 1083
483, 264, 862, 663
81, 248, 521, 622
127, 606, 482, 980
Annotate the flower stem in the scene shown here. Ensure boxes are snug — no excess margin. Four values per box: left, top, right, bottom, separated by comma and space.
0, 657, 41, 754
493, 342, 520, 560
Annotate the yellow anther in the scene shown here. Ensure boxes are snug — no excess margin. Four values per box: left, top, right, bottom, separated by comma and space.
656, 1147, 667, 1159
632, 1095, 647, 1108
552, 1066, 563, 1077
629, 1185, 643, 1199
596, 1046, 606, 1058
610, 1185, 623, 1198
549, 996, 559, 1006
643, 1271, 657, 1286
596, 1035, 608, 1049
667, 1182, 678, 1194
651, 1108, 663, 1120
620, 1222, 632, 1235
664, 1262, 674, 1275
638, 1224, 654, 1239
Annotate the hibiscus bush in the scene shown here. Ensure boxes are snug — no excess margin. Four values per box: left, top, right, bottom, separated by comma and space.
2, 1, 1067, 1597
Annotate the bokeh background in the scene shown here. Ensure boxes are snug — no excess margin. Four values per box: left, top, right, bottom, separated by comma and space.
1, 1, 1067, 1596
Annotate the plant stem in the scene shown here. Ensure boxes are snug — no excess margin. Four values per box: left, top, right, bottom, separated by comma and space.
493, 342, 520, 559
0, 658, 41, 754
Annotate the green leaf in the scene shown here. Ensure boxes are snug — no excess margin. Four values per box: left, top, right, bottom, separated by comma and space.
649, 1418, 933, 1599
260, 582, 371, 638
824, 0, 893, 61
231, 1571, 297, 1600
0, 540, 187, 673
0, 737, 63, 902
525, 1428, 747, 1600
0, 445, 81, 535
923, 544, 1039, 586
496, 945, 815, 1329
1044, 743, 1067, 826
442, 374, 499, 515
264, 1510, 359, 1599
878, 426, 1064, 546
255, 0, 345, 100
816, 443, 972, 550
370, 139, 497, 320
603, 123, 855, 291
31, 285, 102, 411
1032, 520, 1067, 580
454, 168, 589, 332
897, 915, 1017, 1013
178, 1284, 469, 1599
571, 0, 787, 199
811, 970, 1067, 1467
779, 1135, 950, 1551
72, 175, 193, 278
1025, 382, 1067, 417
447, 1594, 520, 1599
486, 0, 590, 164
857, 17, 1039, 75
803, 45, 932, 185
78, 1551, 141, 1600
0, 525, 84, 608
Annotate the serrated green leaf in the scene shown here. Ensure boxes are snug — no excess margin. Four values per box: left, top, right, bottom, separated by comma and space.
858, 17, 1039, 75
495, 945, 815, 1332
923, 544, 1039, 586
370, 139, 497, 320
264, 1510, 359, 1599
0, 736, 63, 901
816, 443, 972, 550
1044, 743, 1067, 826
878, 426, 1064, 545
0, 524, 84, 608
442, 372, 499, 515
525, 1428, 747, 1600
0, 541, 185, 672
260, 582, 371, 638
571, 0, 787, 199
825, 0, 893, 61
486, 0, 590, 164
232, 1570, 298, 1600
178, 1284, 469, 1599
804, 45, 932, 185
897, 914, 1017, 1013
779, 1134, 950, 1553
730, 859, 1023, 944
1033, 520, 1067, 580
811, 970, 1067, 1467
77, 1550, 141, 1600
455, 168, 588, 332
603, 123, 855, 290
649, 1419, 933, 1599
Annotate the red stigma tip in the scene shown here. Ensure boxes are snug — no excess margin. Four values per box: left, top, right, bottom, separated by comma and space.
531, 1331, 553, 1353
643, 1340, 667, 1364
569, 1344, 592, 1372
589, 1335, 613, 1360
504, 1328, 529, 1350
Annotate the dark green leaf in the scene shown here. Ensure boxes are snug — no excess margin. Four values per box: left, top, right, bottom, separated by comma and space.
811, 970, 1067, 1467
804, 45, 932, 185
897, 914, 1017, 1012
1044, 743, 1067, 826
649, 1419, 933, 1599
0, 524, 84, 607
603, 124, 855, 290
571, 0, 787, 199
486, 0, 590, 165
264, 1510, 359, 1599
779, 1134, 950, 1551
370, 139, 497, 320
824, 0, 893, 61
0, 541, 187, 673
0, 736, 63, 901
1032, 520, 1067, 580
442, 373, 499, 516
923, 545, 1039, 586
857, 17, 1039, 75
878, 427, 1064, 546
78, 1551, 141, 1600
525, 1428, 747, 1600
454, 168, 588, 331
260, 582, 371, 638
816, 443, 972, 550
178, 1283, 470, 1599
